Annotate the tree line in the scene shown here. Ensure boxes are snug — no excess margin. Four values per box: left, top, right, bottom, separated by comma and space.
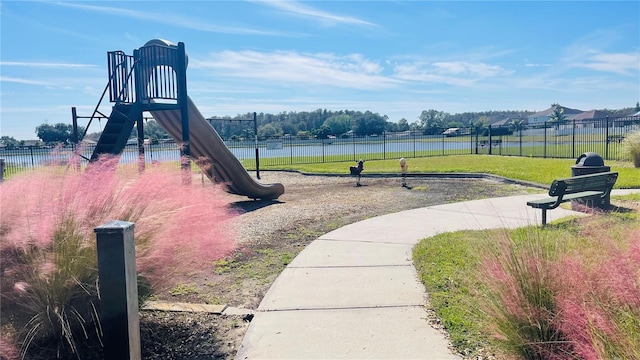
2, 103, 637, 147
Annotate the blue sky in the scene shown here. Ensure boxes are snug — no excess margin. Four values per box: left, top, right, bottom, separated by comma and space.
1, 1, 639, 140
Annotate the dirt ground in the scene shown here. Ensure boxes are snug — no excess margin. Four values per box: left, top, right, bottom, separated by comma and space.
139, 171, 536, 360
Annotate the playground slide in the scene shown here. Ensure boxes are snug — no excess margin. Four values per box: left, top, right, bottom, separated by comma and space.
150, 97, 284, 200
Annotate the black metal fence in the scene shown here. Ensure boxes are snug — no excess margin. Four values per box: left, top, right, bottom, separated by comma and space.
2, 117, 638, 178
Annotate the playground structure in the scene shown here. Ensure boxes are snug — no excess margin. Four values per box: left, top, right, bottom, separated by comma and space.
84, 39, 284, 200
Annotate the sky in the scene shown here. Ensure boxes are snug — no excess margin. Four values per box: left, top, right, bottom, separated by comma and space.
1, 1, 639, 140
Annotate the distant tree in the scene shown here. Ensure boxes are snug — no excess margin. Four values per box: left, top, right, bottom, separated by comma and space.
419, 109, 447, 134
397, 118, 410, 132
549, 105, 567, 129
477, 116, 491, 127
257, 123, 280, 139
144, 120, 169, 140
352, 111, 386, 136
635, 101, 640, 112
0, 136, 21, 149
281, 121, 297, 136
385, 118, 411, 132
322, 114, 352, 136
128, 120, 169, 141
314, 126, 332, 139
35, 122, 81, 144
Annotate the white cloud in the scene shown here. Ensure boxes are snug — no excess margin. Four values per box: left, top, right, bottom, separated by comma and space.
191, 50, 401, 90
257, 0, 376, 27
54, 2, 291, 36
393, 61, 513, 86
0, 76, 52, 86
0, 61, 97, 68
572, 52, 640, 76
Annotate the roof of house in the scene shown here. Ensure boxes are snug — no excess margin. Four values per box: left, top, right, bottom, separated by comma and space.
491, 118, 513, 126
528, 106, 583, 118
571, 109, 608, 120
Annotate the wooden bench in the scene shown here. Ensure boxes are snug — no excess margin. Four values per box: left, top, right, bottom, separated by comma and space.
526, 171, 618, 226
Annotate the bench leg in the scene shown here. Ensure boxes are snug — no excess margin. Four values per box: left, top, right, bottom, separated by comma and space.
541, 209, 547, 226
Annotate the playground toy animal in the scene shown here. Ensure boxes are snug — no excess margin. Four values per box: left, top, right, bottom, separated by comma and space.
349, 160, 365, 186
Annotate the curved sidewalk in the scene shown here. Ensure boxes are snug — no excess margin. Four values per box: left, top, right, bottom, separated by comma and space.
235, 191, 637, 360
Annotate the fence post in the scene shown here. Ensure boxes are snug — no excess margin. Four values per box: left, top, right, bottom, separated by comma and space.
413, 132, 416, 158
0, 158, 5, 182
474, 126, 479, 154
543, 122, 548, 158
383, 132, 386, 160
352, 135, 356, 161
94, 221, 141, 360
30, 146, 35, 168
572, 120, 576, 159
519, 126, 523, 156
605, 116, 610, 160
488, 125, 493, 155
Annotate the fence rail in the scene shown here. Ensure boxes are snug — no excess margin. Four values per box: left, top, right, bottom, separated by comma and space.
2, 117, 638, 178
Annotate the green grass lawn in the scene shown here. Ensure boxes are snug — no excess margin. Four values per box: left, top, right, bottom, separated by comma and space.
263, 155, 640, 189
413, 197, 640, 359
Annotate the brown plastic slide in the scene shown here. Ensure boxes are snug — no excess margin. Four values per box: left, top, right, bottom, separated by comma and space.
150, 97, 284, 199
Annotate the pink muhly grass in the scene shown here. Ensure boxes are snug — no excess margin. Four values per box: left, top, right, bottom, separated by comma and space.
593, 248, 640, 309
115, 166, 238, 287
1, 156, 238, 356
479, 232, 574, 360
551, 258, 604, 360
0, 333, 20, 360
551, 232, 640, 360
629, 230, 640, 263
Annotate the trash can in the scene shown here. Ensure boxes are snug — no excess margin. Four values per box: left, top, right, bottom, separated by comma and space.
570, 152, 611, 210
0, 159, 4, 182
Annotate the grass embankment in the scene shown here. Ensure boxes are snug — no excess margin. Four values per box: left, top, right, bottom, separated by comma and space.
413, 196, 640, 359
263, 155, 640, 189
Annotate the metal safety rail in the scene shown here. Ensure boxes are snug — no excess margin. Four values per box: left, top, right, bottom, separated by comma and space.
107, 42, 184, 106
107, 51, 136, 104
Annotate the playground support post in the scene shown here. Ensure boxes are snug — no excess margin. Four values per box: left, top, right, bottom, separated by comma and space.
71, 107, 79, 144
254, 112, 260, 179
176, 42, 191, 184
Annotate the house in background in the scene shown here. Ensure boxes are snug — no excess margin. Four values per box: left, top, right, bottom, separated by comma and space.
572, 109, 609, 128
527, 106, 583, 125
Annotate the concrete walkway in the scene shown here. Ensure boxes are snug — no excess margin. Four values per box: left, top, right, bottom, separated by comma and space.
235, 190, 637, 360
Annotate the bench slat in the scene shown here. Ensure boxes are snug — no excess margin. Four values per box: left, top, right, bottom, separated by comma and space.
549, 172, 618, 197
527, 191, 604, 209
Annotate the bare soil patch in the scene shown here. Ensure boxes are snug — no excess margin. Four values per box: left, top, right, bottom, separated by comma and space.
3, 171, 538, 360
141, 172, 535, 360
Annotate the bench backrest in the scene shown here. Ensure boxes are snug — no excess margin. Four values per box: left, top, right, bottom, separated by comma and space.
548, 172, 618, 197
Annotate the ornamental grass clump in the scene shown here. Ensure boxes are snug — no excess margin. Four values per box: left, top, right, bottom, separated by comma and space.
480, 231, 571, 359
479, 224, 640, 359
622, 130, 640, 167
0, 156, 237, 359
552, 231, 640, 360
